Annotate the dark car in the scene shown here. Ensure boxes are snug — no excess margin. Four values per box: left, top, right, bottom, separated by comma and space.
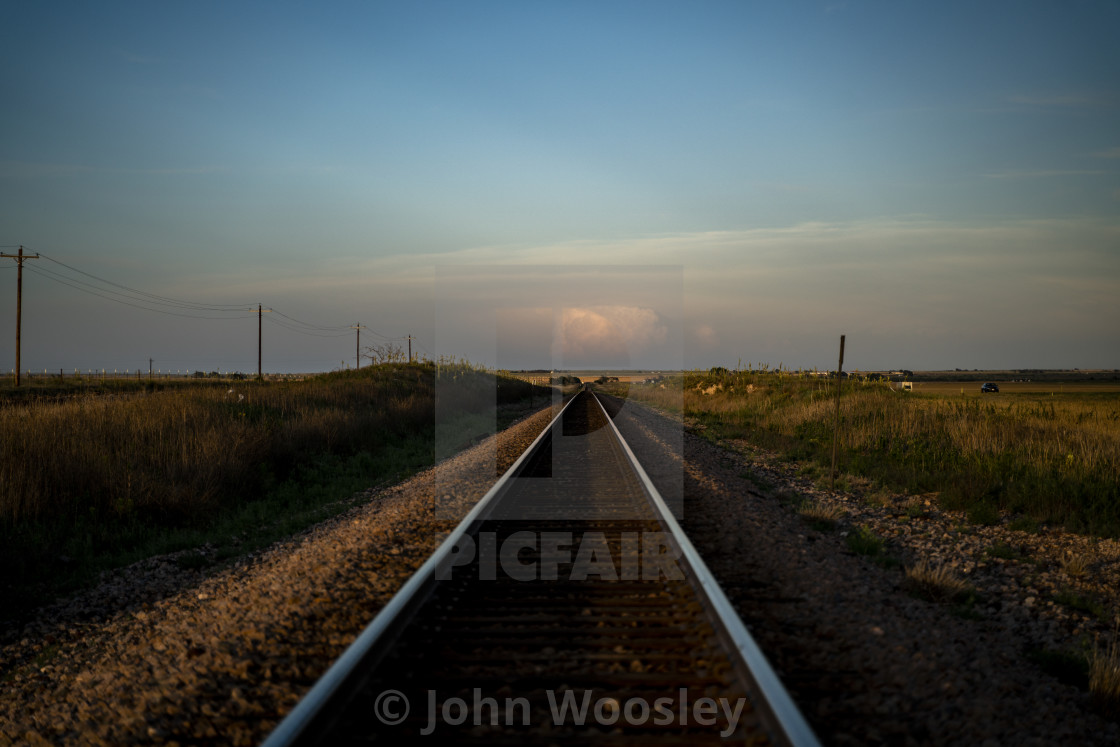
981, 382, 999, 393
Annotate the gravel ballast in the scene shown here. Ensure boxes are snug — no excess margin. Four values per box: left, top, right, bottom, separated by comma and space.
0, 405, 561, 746
2, 393, 1118, 745
606, 393, 1120, 746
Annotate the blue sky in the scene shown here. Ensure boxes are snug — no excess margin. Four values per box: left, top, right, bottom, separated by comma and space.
1, 1, 1118, 373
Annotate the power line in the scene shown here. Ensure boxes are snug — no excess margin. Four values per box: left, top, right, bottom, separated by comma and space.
38, 252, 249, 311
8, 248, 419, 372
263, 315, 352, 338
269, 309, 353, 332
25, 265, 256, 319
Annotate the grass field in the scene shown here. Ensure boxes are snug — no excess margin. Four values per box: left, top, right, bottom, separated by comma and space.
909, 381, 1120, 395
604, 369, 1120, 538
0, 362, 555, 621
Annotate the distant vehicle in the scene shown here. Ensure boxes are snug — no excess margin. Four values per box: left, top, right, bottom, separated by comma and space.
981, 382, 999, 393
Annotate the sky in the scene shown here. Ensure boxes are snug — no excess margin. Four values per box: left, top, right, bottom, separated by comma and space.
1, 0, 1118, 373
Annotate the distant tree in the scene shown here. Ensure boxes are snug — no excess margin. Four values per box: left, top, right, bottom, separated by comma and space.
364, 342, 406, 364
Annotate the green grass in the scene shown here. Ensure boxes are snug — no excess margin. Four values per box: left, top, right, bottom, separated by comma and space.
1008, 516, 1042, 533
1052, 589, 1108, 621
846, 525, 884, 556
985, 542, 1026, 561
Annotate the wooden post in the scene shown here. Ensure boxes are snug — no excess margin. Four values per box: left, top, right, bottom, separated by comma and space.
830, 335, 846, 490
1, 246, 40, 387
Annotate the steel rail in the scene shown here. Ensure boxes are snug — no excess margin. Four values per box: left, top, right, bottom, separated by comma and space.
589, 390, 821, 747
263, 388, 821, 746
260, 392, 581, 747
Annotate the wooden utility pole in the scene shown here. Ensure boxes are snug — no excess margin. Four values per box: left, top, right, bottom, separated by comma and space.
1, 246, 40, 387
250, 305, 272, 380
407, 334, 414, 363
830, 334, 846, 490
351, 324, 366, 369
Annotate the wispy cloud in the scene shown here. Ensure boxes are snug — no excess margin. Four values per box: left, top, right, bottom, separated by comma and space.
1004, 93, 1107, 108
1093, 147, 1120, 159
0, 161, 225, 178
0, 162, 91, 178
120, 166, 227, 175
982, 169, 1105, 179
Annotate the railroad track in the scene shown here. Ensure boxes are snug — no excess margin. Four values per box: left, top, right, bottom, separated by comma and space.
263, 389, 820, 745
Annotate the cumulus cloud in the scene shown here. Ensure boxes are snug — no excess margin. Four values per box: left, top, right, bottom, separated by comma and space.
555, 306, 668, 365
694, 324, 719, 349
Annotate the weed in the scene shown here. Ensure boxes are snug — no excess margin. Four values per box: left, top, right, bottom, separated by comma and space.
967, 502, 1001, 527
871, 555, 902, 570
905, 504, 927, 519
774, 488, 803, 507
1008, 516, 1041, 534
31, 643, 61, 670
1061, 552, 1091, 579
744, 472, 774, 493
798, 500, 843, 531
948, 595, 984, 620
1090, 625, 1120, 719
903, 559, 972, 603
1053, 589, 1108, 620
986, 542, 1026, 561
862, 491, 889, 508
846, 526, 884, 556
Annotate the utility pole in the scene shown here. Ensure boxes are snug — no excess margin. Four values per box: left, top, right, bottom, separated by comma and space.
407, 334, 414, 363
830, 334, 846, 490
1, 246, 40, 387
149, 358, 153, 380
250, 304, 272, 380
351, 324, 366, 369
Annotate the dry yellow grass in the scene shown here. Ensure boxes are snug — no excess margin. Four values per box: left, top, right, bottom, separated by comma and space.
912, 381, 1120, 395
903, 559, 972, 603
615, 371, 1120, 535
1062, 552, 1091, 578
1090, 624, 1120, 720
0, 362, 542, 526
797, 500, 843, 528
